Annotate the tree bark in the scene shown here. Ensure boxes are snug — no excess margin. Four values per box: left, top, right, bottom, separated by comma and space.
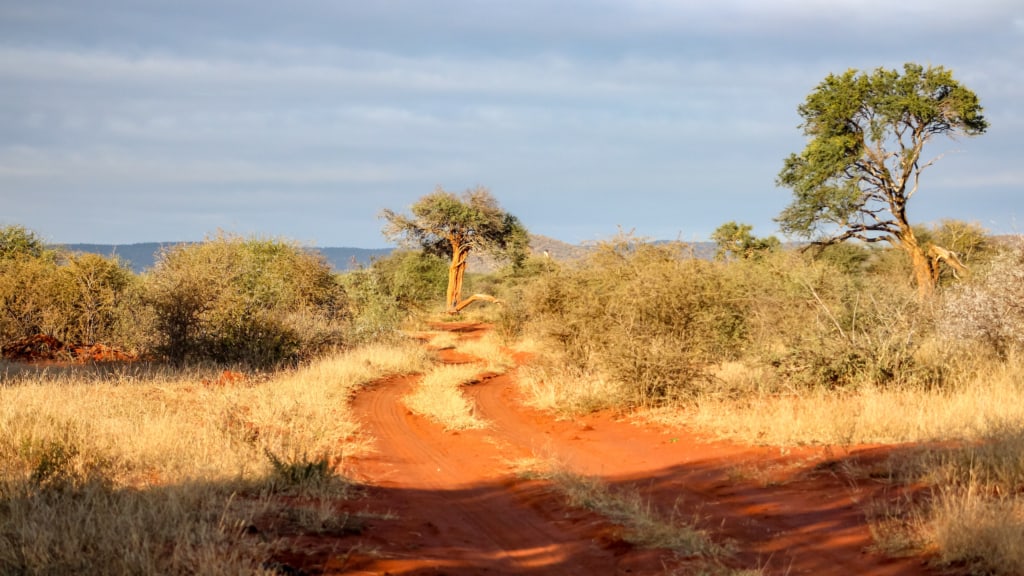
444, 235, 504, 314
445, 238, 470, 314
898, 227, 937, 300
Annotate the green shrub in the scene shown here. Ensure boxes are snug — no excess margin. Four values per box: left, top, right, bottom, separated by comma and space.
52, 253, 144, 347
0, 225, 48, 261
340, 250, 447, 342
0, 227, 141, 349
144, 233, 348, 367
525, 238, 749, 405
737, 250, 934, 389
0, 254, 59, 344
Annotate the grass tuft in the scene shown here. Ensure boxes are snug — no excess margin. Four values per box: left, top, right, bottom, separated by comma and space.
403, 364, 489, 430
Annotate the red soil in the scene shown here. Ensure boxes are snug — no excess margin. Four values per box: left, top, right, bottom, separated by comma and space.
1, 334, 136, 363
274, 323, 936, 575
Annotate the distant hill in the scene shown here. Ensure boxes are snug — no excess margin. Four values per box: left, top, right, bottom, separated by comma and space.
59, 236, 720, 274
59, 243, 393, 273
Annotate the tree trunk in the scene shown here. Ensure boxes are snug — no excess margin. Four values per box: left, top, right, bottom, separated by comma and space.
444, 236, 504, 314
899, 228, 937, 300
446, 241, 470, 314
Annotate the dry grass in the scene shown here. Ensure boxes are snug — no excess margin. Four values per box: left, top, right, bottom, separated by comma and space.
0, 341, 430, 575
651, 363, 1024, 575
642, 360, 1024, 447
549, 469, 725, 556
510, 453, 730, 565
422, 330, 460, 350
403, 364, 489, 430
516, 358, 629, 416
452, 331, 515, 374
927, 489, 1024, 574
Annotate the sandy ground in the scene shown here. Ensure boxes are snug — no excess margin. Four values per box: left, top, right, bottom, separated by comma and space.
271, 323, 934, 575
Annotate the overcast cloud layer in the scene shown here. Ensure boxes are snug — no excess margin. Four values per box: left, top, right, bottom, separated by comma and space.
2, 1, 1022, 247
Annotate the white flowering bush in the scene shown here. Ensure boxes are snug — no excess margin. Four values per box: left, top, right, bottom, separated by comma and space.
940, 237, 1024, 356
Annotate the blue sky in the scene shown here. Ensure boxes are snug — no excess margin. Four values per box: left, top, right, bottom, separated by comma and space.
1, 1, 1021, 248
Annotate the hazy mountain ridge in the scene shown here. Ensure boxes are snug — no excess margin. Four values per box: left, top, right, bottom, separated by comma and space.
59, 243, 393, 273
59, 235, 721, 274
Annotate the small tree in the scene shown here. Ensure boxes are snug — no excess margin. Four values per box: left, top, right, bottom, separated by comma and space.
381, 186, 529, 314
711, 221, 780, 261
776, 63, 987, 298
0, 225, 48, 261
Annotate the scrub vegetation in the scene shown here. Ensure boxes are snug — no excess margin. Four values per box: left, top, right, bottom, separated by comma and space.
2, 63, 1019, 575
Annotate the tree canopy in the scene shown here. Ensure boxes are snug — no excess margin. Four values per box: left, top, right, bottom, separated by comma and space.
711, 222, 780, 261
381, 186, 528, 314
776, 63, 987, 297
0, 225, 50, 261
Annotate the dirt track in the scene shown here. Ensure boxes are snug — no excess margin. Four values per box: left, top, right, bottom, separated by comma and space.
283, 323, 934, 575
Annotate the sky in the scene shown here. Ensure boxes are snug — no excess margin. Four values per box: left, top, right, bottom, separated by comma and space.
1, 1, 1022, 248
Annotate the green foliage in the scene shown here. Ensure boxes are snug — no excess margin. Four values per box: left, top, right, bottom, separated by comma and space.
711, 221, 780, 260
144, 233, 348, 367
52, 253, 143, 346
0, 255, 59, 343
810, 242, 873, 276
264, 448, 337, 494
777, 63, 987, 246
0, 225, 49, 261
0, 226, 141, 348
916, 220, 993, 267
341, 250, 448, 342
525, 238, 749, 405
382, 186, 529, 264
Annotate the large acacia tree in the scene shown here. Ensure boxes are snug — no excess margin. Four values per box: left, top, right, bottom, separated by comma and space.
776, 63, 987, 298
381, 186, 529, 314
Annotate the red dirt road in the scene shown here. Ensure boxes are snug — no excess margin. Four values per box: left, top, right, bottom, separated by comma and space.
291, 324, 934, 575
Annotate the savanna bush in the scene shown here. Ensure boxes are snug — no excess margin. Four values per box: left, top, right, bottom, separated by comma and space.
940, 236, 1024, 358
522, 237, 949, 407
0, 226, 142, 348
524, 239, 749, 405
52, 253, 145, 347
734, 248, 945, 390
340, 250, 448, 342
0, 251, 59, 344
144, 233, 348, 367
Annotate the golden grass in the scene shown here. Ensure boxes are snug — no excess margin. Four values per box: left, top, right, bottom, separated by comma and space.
0, 341, 430, 574
641, 360, 1024, 447
511, 454, 736, 573
515, 358, 628, 416
927, 488, 1024, 574
452, 331, 515, 374
403, 364, 489, 430
549, 470, 725, 556
423, 330, 460, 350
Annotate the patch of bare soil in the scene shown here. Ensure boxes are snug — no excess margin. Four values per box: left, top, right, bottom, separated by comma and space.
1, 334, 137, 362
273, 323, 935, 575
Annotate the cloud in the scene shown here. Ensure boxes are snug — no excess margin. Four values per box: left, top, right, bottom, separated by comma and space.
1, 0, 1021, 244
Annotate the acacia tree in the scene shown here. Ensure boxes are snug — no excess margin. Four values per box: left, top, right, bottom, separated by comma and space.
381, 186, 528, 314
776, 63, 987, 298
711, 221, 780, 261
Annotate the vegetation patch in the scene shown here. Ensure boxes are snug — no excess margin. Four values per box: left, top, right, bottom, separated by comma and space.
0, 341, 428, 574
403, 364, 489, 431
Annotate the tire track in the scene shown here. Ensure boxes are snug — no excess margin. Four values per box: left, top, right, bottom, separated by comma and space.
348, 373, 656, 575
465, 367, 932, 576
